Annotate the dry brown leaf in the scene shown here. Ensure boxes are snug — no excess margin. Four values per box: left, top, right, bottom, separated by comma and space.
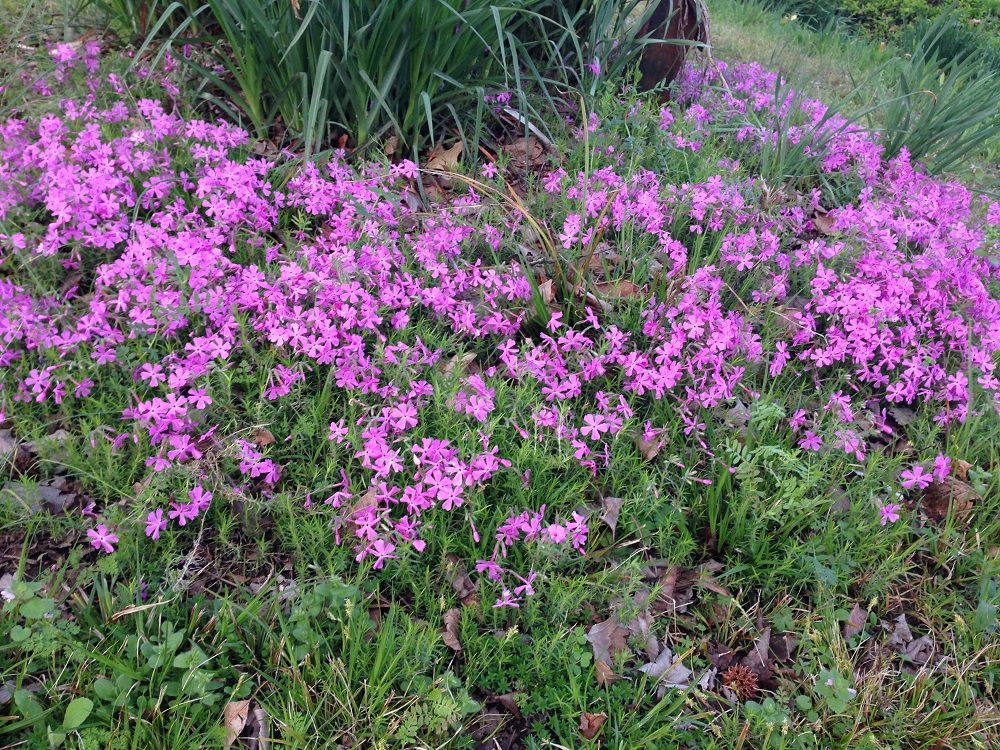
343, 487, 378, 542
638, 647, 692, 687
496, 692, 522, 718
425, 141, 464, 173
600, 496, 624, 533
438, 352, 477, 379
813, 211, 836, 235
951, 458, 974, 482
59, 271, 83, 297
585, 616, 630, 665
652, 565, 680, 613
579, 711, 608, 740
594, 279, 642, 299
740, 628, 773, 682
707, 640, 736, 671
921, 476, 977, 524
251, 139, 278, 157
442, 607, 462, 652
384, 135, 399, 158
444, 553, 478, 605
248, 706, 270, 750
251, 429, 276, 447
695, 568, 730, 598
500, 136, 547, 170
595, 659, 621, 686
843, 604, 868, 640
636, 433, 662, 461
223, 700, 250, 750
537, 278, 556, 305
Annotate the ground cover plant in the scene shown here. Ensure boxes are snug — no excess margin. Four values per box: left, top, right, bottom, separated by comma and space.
1, 1, 1000, 748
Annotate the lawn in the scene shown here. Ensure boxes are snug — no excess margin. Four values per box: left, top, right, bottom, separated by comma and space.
1, 1, 999, 749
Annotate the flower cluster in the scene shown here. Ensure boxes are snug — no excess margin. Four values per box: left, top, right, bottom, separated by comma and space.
2, 51, 999, 606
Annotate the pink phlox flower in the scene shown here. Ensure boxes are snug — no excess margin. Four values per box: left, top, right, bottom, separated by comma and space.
328, 419, 349, 443
87, 524, 118, 554
476, 558, 505, 582
879, 502, 901, 526
580, 413, 610, 441
493, 589, 521, 609
189, 485, 213, 512
932, 454, 951, 483
799, 431, 822, 451
513, 570, 537, 597
167, 500, 199, 526
145, 509, 167, 539
900, 465, 932, 490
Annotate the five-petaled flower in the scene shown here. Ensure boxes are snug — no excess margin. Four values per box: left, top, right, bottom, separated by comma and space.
879, 503, 901, 526
87, 525, 118, 553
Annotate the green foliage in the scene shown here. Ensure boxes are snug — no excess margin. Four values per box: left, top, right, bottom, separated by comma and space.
767, 0, 1000, 48
873, 10, 1000, 172
184, 0, 537, 152
93, 0, 201, 41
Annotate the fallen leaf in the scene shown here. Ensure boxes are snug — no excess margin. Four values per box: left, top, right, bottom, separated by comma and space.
0, 430, 16, 456
496, 692, 521, 718
442, 608, 462, 652
500, 136, 547, 171
595, 659, 621, 686
638, 647, 692, 687
438, 352, 478, 379
813, 211, 836, 235
843, 604, 868, 640
921, 476, 978, 524
652, 564, 694, 614
425, 141, 464, 174
636, 433, 662, 461
247, 705, 270, 750
251, 429, 276, 447
585, 616, 630, 665
888, 614, 913, 649
343, 487, 377, 543
695, 567, 730, 598
697, 667, 718, 691
707, 641, 735, 671
537, 278, 556, 305
594, 279, 642, 298
740, 628, 774, 683
251, 139, 278, 157
579, 711, 608, 740
951, 459, 974, 482
887, 406, 915, 426
2, 482, 75, 515
223, 700, 250, 750
444, 554, 478, 605
600, 496, 624, 533
384, 135, 399, 158
626, 607, 658, 661
901, 635, 936, 666
59, 271, 83, 297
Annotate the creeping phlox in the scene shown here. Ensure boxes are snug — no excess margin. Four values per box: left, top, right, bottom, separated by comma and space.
2, 53, 999, 607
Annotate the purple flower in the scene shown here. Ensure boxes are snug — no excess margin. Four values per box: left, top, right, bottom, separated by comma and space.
799, 431, 822, 451
188, 485, 213, 512
145, 509, 167, 539
933, 454, 951, 483
900, 466, 932, 490
879, 503, 901, 526
87, 525, 118, 554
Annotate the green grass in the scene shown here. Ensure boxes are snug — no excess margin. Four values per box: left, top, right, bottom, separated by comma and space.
709, 0, 894, 102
